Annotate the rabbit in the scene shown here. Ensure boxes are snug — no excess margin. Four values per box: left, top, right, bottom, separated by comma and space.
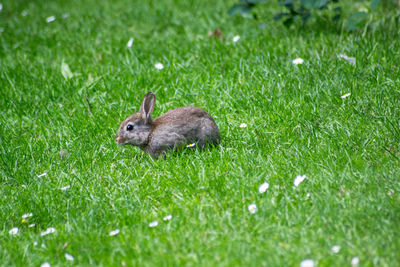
116, 92, 220, 158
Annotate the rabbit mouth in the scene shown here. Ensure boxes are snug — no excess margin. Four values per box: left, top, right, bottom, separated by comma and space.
115, 135, 126, 145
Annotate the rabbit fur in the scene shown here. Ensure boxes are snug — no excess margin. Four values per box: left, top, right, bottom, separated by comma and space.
116, 92, 220, 158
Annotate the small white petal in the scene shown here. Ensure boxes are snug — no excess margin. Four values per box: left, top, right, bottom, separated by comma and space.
154, 63, 164, 70
163, 215, 172, 221
294, 175, 306, 187
338, 54, 355, 65
248, 203, 257, 214
46, 16, 56, 23
21, 10, 28, 16
40, 262, 51, 267
292, 58, 304, 65
300, 259, 314, 267
306, 193, 311, 198
65, 253, 74, 261
186, 143, 195, 148
149, 221, 158, 227
41, 227, 56, 236
37, 172, 47, 178
351, 257, 360, 266
9, 227, 19, 235
239, 123, 247, 128
341, 93, 351, 99
33, 241, 38, 246
29, 224, 36, 228
60, 185, 71, 191
62, 13, 70, 19
0, 4, 2, 12
331, 245, 341, 253
109, 229, 120, 236
258, 182, 269, 194
22, 213, 33, 219
127, 38, 134, 48
233, 35, 240, 43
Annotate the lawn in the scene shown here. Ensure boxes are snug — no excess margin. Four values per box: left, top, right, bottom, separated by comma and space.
1, 0, 400, 266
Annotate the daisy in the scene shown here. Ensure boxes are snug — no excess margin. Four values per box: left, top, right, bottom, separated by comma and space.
22, 213, 33, 219
154, 63, 164, 70
109, 229, 120, 236
41, 227, 56, 236
338, 54, 356, 65
9, 227, 19, 235
186, 143, 195, 148
239, 123, 247, 128
292, 58, 304, 65
46, 16, 56, 23
331, 245, 341, 253
233, 35, 240, 43
248, 203, 257, 214
149, 221, 158, 228
300, 259, 314, 267
258, 182, 269, 194
60, 185, 71, 191
127, 38, 134, 48
163, 215, 172, 221
351, 257, 360, 266
294, 175, 306, 187
65, 253, 74, 261
40, 263, 50, 267
341, 93, 351, 99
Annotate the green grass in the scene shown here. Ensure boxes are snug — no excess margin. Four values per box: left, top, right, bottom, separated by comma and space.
1, 0, 400, 266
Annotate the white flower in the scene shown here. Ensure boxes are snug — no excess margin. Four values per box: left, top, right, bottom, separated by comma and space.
239, 123, 247, 128
29, 224, 36, 228
154, 63, 164, 70
292, 58, 304, 65
258, 182, 269, 194
0, 4, 2, 12
60, 185, 71, 191
149, 221, 158, 227
331, 245, 341, 253
127, 38, 134, 48
40, 262, 50, 267
65, 253, 74, 261
37, 172, 47, 178
109, 229, 120, 236
233, 35, 240, 43
248, 203, 257, 214
33, 241, 38, 246
351, 257, 360, 266
294, 174, 306, 187
9, 227, 19, 235
62, 13, 70, 19
163, 215, 172, 221
46, 16, 56, 23
341, 93, 351, 99
22, 213, 33, 219
338, 54, 356, 65
41, 227, 56, 236
21, 10, 28, 16
300, 259, 315, 267
306, 193, 311, 198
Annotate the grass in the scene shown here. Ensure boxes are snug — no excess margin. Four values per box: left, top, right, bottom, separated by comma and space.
1, 0, 400, 266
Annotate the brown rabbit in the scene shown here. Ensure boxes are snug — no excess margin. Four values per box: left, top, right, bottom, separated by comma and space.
116, 92, 220, 158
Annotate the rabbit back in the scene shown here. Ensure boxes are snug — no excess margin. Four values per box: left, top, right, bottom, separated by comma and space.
145, 107, 220, 157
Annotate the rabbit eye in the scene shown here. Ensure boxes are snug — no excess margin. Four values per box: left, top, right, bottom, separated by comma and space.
126, 124, 134, 131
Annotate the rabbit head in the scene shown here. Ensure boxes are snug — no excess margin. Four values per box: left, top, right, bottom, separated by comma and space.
115, 92, 155, 146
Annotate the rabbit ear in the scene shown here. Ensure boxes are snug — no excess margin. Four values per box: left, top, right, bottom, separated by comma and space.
139, 92, 155, 123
